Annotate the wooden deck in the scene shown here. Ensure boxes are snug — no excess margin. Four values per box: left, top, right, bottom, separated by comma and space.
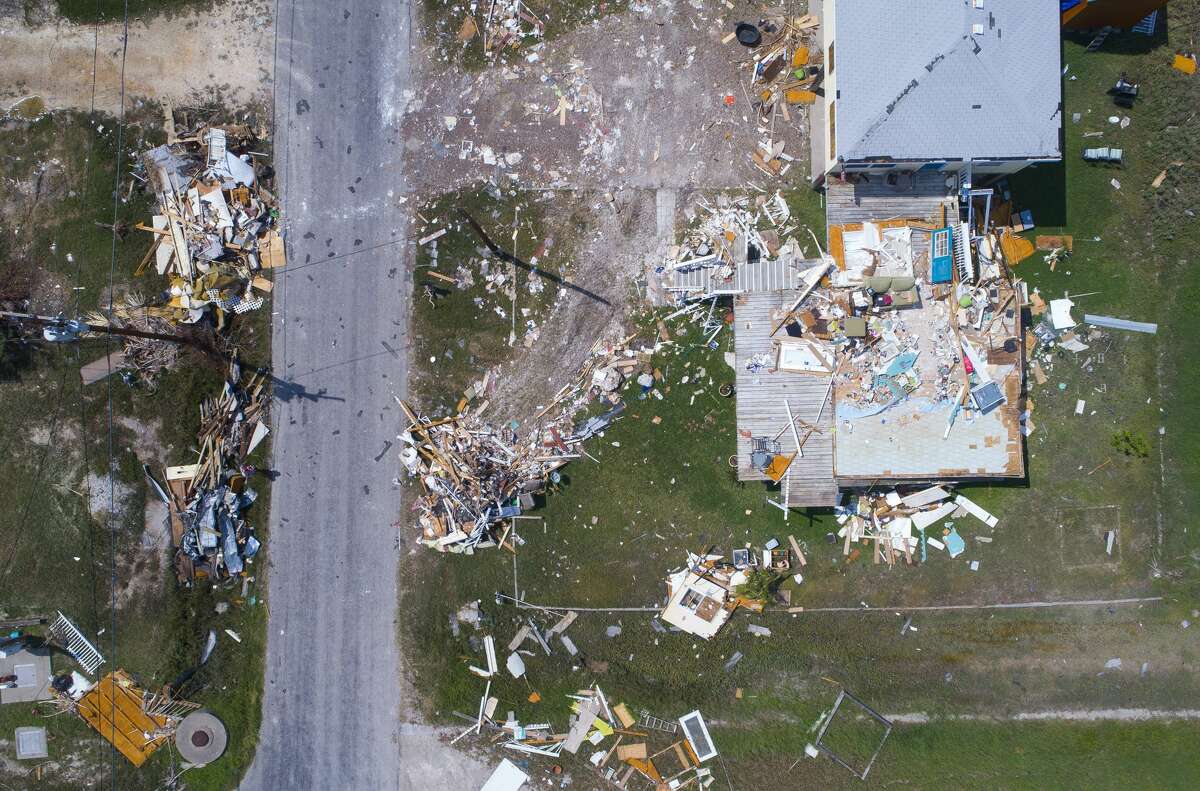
826, 170, 958, 230
733, 292, 838, 507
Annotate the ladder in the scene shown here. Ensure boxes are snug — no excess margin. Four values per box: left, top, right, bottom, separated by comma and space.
1131, 11, 1158, 35
49, 611, 105, 674
1086, 27, 1113, 52
952, 222, 975, 285
638, 710, 679, 734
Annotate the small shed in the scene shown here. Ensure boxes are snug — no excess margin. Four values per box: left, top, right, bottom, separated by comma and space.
0, 644, 52, 705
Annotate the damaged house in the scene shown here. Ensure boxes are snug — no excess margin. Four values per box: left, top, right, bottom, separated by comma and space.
732, 187, 1027, 508
660, 552, 740, 640
706, 0, 1048, 508
814, 0, 1062, 184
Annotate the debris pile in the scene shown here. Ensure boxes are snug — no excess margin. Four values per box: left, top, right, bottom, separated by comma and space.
661, 551, 742, 640
661, 538, 810, 639
164, 354, 270, 583
83, 293, 183, 386
405, 326, 676, 549
728, 14, 821, 177
464, 670, 720, 789
483, 0, 545, 57
63, 669, 200, 767
823, 221, 1007, 418
133, 125, 283, 329
836, 487, 999, 566
655, 191, 823, 302
400, 400, 559, 554
403, 332, 669, 554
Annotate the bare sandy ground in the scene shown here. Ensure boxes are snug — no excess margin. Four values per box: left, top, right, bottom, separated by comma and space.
0, 0, 273, 114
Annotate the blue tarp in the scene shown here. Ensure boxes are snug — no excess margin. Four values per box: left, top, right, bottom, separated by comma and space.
221, 517, 243, 575
945, 527, 966, 559
885, 351, 919, 377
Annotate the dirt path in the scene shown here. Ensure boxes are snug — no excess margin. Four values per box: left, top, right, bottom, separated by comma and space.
887, 708, 1200, 724
0, 1, 272, 114
483, 188, 663, 424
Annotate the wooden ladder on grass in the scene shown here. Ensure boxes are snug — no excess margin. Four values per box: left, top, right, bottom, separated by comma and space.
638, 711, 678, 734
1086, 27, 1114, 52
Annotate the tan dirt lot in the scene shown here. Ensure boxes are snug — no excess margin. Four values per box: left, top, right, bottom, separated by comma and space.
0, 0, 273, 114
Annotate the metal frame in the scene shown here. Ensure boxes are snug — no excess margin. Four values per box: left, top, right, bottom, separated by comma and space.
813, 689, 893, 780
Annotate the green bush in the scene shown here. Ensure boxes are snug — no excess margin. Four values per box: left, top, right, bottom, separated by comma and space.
735, 569, 779, 604
1111, 429, 1150, 458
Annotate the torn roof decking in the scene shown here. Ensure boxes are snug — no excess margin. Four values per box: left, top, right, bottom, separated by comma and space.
733, 291, 838, 507
733, 195, 1024, 499
826, 203, 1025, 481
832, 283, 1025, 481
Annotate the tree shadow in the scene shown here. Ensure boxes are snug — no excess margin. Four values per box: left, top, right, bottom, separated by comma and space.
0, 330, 39, 382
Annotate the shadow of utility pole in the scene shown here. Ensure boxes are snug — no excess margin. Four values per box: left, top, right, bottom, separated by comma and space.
268, 374, 347, 404
458, 211, 612, 307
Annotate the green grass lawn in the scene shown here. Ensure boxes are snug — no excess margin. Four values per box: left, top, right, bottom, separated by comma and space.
403, 12, 1200, 789
54, 0, 210, 23
0, 110, 269, 790
725, 719, 1200, 790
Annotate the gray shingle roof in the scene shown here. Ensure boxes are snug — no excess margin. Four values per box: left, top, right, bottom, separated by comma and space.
833, 0, 1062, 163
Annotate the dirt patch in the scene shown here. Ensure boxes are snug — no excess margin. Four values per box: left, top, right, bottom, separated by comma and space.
116, 414, 169, 467
404, 1, 814, 193
486, 188, 663, 422
27, 267, 74, 315
0, 0, 273, 114
403, 2, 816, 421
84, 469, 135, 522
111, 495, 168, 608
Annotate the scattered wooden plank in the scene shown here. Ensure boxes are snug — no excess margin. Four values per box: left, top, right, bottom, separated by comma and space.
671, 740, 691, 770
80, 350, 126, 385
787, 534, 807, 567
616, 742, 647, 761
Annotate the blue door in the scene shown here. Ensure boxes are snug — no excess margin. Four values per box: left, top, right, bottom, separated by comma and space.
930, 227, 953, 284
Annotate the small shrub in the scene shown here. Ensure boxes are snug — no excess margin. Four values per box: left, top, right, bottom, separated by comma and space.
1111, 429, 1150, 458
735, 569, 778, 603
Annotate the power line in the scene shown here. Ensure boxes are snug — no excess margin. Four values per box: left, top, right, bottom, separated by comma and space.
103, 3, 132, 789
77, 7, 106, 776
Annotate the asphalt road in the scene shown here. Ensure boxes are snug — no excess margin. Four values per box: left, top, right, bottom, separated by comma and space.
243, 2, 413, 788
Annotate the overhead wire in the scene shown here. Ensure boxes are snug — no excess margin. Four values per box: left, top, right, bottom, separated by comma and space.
102, 2, 132, 788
